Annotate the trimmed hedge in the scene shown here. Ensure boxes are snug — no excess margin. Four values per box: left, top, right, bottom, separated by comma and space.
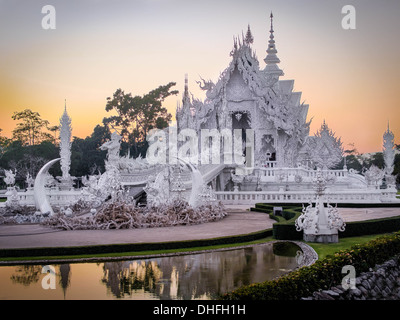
251, 204, 302, 240
342, 215, 400, 237
251, 203, 400, 240
222, 231, 400, 300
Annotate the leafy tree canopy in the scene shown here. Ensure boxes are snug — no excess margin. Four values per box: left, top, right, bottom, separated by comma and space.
104, 82, 178, 157
11, 109, 53, 146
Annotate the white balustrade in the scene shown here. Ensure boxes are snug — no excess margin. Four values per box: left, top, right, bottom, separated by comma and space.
214, 188, 398, 205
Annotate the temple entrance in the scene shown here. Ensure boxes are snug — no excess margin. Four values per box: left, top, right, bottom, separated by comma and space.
232, 111, 253, 167
259, 134, 276, 166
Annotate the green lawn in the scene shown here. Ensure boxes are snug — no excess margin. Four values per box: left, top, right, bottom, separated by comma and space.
306, 233, 391, 260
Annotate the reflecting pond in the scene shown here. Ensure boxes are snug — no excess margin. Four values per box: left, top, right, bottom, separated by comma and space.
0, 242, 302, 300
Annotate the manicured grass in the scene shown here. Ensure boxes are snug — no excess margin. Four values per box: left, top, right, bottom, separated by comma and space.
306, 233, 391, 260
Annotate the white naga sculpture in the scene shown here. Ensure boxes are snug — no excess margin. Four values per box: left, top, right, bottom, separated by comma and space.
295, 170, 346, 243
178, 157, 205, 208
144, 169, 171, 207
144, 157, 206, 208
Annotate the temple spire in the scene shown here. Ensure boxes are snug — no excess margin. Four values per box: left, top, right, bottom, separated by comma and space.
263, 12, 284, 78
244, 24, 254, 45
59, 100, 73, 189
182, 73, 190, 105
383, 120, 395, 177
264, 12, 280, 65
184, 74, 188, 96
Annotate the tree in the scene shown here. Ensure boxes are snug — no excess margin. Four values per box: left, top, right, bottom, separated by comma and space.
335, 142, 362, 171
11, 109, 52, 146
393, 153, 400, 187
0, 140, 59, 188
104, 82, 178, 157
48, 125, 60, 145
70, 124, 111, 178
370, 152, 384, 169
344, 142, 359, 156
0, 128, 11, 160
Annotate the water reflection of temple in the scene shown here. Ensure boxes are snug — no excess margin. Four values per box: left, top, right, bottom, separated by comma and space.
5, 244, 298, 300
59, 264, 71, 299
100, 244, 298, 300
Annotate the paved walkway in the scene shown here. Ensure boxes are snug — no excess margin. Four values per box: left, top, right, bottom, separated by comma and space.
0, 206, 400, 250
0, 208, 274, 250
338, 207, 400, 222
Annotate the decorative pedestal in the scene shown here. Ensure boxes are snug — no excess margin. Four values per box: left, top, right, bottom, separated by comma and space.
296, 195, 346, 244
303, 233, 339, 243
59, 178, 74, 191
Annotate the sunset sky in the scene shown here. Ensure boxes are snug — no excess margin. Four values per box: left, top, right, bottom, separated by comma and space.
0, 0, 399, 154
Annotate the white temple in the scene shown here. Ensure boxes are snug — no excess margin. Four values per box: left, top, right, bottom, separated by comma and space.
3, 14, 399, 210
177, 15, 314, 170
170, 13, 396, 204
107, 13, 396, 205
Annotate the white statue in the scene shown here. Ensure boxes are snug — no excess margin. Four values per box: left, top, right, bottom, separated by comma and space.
295, 169, 345, 243
100, 131, 121, 167
92, 131, 123, 201
364, 165, 384, 188
144, 169, 170, 207
26, 173, 35, 189
144, 157, 205, 208
3, 169, 16, 186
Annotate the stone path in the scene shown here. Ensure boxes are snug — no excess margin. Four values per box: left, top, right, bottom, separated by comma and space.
338, 207, 400, 222
0, 206, 399, 250
0, 209, 274, 249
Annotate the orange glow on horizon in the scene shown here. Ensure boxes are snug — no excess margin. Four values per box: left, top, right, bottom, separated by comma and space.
0, 1, 399, 154
0, 67, 398, 155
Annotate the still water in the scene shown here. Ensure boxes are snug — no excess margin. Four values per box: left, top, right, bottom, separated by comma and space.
0, 242, 301, 300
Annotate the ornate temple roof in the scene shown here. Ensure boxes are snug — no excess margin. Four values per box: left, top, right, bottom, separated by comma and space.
177, 13, 311, 140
